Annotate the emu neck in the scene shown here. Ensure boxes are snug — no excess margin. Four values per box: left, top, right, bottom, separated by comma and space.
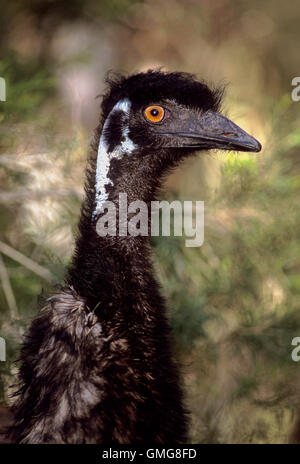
67, 159, 163, 315
67, 222, 155, 315
67, 100, 176, 313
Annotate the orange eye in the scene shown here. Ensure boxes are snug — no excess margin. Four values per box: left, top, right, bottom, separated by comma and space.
144, 105, 165, 123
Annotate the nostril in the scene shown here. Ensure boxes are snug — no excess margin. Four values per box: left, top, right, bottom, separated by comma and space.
221, 132, 236, 137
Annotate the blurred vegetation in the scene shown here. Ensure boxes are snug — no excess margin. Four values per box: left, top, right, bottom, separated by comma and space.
1, 0, 300, 443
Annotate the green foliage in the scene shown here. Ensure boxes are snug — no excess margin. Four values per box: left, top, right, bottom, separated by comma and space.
0, 55, 54, 123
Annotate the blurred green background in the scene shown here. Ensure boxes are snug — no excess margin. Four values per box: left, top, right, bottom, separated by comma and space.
1, 0, 300, 443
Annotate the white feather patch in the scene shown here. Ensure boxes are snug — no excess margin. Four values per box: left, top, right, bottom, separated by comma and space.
93, 98, 137, 218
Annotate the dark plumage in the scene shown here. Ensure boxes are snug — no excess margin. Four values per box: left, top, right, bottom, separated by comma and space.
8, 70, 261, 444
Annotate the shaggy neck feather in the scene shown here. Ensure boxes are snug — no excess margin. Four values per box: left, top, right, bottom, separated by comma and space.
67, 109, 165, 311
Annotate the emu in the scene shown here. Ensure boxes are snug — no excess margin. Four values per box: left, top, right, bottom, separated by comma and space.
9, 70, 261, 444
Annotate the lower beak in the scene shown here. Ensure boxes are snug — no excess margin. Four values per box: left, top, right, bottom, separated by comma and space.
163, 111, 262, 153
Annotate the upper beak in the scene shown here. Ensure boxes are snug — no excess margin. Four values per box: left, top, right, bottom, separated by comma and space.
161, 110, 261, 153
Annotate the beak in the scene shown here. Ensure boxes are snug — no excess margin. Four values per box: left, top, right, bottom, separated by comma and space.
160, 110, 261, 153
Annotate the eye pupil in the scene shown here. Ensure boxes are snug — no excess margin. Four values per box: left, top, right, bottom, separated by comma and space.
151, 109, 159, 116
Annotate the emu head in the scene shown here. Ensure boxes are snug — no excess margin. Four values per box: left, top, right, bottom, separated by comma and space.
94, 70, 261, 215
